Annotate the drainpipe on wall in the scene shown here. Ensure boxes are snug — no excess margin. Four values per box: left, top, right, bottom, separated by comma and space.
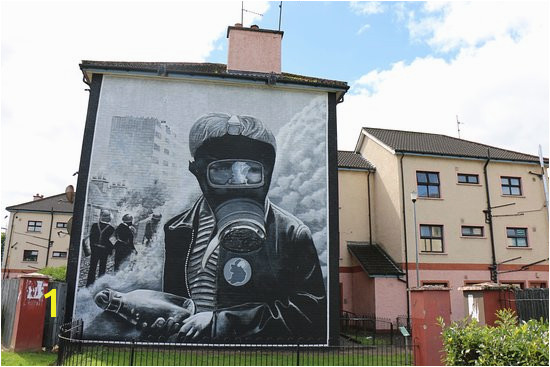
483, 150, 498, 282
45, 207, 54, 267
367, 171, 373, 245
399, 153, 411, 330
2, 211, 17, 279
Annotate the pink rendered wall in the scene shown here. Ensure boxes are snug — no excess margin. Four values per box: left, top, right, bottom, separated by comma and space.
408, 269, 547, 321
339, 270, 376, 315
374, 278, 407, 320
227, 28, 282, 74
352, 271, 376, 315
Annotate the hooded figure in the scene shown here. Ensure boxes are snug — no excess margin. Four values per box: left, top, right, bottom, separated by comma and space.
161, 113, 326, 343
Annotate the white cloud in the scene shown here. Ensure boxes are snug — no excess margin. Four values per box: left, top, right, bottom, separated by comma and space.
357, 23, 371, 35
338, 1, 549, 159
408, 1, 546, 52
0, 1, 269, 226
350, 1, 384, 15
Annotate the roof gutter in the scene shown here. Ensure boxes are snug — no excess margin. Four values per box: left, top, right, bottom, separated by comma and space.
80, 66, 349, 100
396, 150, 547, 166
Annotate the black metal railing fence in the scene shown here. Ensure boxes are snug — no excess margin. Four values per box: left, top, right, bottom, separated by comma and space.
340, 311, 400, 345
58, 321, 415, 366
501, 288, 549, 323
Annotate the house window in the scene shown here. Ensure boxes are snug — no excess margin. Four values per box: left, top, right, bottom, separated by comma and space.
164, 148, 170, 155
153, 143, 160, 151
529, 281, 547, 288
416, 171, 440, 198
27, 221, 42, 232
23, 250, 38, 262
52, 251, 67, 258
458, 173, 479, 184
461, 226, 484, 237
56, 222, 67, 228
420, 225, 444, 252
501, 176, 522, 196
507, 227, 528, 247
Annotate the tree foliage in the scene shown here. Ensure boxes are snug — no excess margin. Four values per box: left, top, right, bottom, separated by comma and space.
439, 309, 549, 366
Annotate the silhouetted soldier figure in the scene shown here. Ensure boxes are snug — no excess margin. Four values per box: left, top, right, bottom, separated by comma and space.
114, 214, 136, 271
143, 212, 162, 246
86, 210, 115, 287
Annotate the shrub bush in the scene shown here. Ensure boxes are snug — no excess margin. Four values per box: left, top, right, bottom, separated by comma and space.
38, 265, 67, 281
439, 309, 549, 366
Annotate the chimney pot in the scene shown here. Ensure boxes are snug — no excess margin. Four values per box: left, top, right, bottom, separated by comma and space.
234, 23, 242, 27
33, 194, 43, 201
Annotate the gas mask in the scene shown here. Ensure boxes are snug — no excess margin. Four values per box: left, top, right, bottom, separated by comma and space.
189, 135, 275, 261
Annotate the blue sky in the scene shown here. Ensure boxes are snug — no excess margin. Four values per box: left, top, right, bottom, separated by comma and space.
1, 1, 548, 225
209, 1, 434, 82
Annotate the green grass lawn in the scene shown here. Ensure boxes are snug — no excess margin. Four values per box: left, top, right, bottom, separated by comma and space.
1, 351, 57, 366
61, 346, 412, 366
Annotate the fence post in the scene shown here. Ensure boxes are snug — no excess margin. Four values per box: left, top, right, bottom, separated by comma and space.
129, 339, 135, 366
56, 327, 64, 366
390, 323, 394, 345
296, 343, 300, 366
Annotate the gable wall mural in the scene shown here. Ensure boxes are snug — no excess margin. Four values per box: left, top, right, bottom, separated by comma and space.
70, 75, 334, 344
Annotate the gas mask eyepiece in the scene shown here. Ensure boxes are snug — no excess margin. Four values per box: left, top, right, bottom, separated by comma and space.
207, 160, 264, 188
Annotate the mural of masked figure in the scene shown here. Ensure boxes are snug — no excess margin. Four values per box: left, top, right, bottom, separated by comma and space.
158, 113, 326, 342
114, 214, 137, 271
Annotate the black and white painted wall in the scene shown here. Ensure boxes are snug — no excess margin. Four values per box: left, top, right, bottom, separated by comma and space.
71, 75, 334, 344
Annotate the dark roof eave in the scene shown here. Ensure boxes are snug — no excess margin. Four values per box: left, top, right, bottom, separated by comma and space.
338, 166, 376, 172
79, 62, 349, 93
5, 207, 73, 214
396, 149, 548, 165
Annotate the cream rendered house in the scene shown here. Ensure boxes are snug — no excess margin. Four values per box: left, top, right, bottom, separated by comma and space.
339, 128, 549, 322
2, 194, 73, 278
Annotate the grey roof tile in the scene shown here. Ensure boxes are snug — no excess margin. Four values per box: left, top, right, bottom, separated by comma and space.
348, 243, 404, 277
364, 127, 547, 164
6, 193, 74, 213
338, 151, 375, 171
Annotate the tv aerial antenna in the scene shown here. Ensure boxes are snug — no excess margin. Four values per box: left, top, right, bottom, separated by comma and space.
241, 2, 264, 26
456, 115, 464, 139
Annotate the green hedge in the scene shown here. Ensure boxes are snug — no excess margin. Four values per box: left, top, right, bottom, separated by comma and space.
438, 309, 549, 366
37, 265, 66, 281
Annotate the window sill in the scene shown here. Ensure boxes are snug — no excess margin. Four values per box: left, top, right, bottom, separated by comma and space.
506, 246, 532, 250
501, 195, 525, 199
418, 197, 444, 201
457, 183, 482, 187
22, 260, 38, 263
460, 236, 487, 239
420, 252, 448, 256
26, 231, 42, 233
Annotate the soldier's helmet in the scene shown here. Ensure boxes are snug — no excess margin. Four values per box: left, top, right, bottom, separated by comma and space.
122, 214, 133, 224
152, 212, 162, 221
100, 210, 111, 222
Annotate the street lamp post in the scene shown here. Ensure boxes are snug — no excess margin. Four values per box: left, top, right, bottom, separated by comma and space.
411, 191, 420, 288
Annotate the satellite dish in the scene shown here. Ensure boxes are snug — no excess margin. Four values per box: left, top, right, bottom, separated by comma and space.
65, 185, 75, 203
67, 217, 73, 235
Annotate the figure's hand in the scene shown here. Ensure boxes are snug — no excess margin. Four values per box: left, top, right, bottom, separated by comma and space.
178, 312, 213, 340
140, 316, 184, 341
